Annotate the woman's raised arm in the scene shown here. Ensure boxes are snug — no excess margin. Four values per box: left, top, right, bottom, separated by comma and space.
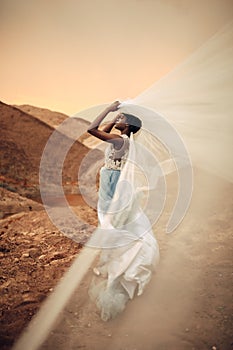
87, 101, 123, 147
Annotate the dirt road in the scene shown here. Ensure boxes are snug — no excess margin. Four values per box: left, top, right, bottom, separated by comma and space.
37, 170, 233, 350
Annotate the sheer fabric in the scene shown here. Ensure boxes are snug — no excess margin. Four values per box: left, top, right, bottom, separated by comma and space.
134, 21, 233, 183
76, 21, 233, 321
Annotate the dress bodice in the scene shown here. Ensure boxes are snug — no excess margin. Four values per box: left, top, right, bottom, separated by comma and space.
104, 134, 129, 170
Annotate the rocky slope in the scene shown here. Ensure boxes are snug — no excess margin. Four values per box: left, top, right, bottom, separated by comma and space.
0, 101, 100, 349
13, 105, 68, 128
0, 101, 103, 201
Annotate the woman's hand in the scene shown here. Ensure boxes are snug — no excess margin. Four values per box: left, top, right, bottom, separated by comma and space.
107, 101, 121, 112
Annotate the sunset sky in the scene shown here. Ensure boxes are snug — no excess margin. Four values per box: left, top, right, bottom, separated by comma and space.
1, 0, 233, 115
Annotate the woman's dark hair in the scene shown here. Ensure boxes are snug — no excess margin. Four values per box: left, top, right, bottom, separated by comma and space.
123, 113, 142, 134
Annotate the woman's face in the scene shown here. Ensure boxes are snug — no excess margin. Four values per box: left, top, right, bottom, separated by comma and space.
114, 113, 128, 130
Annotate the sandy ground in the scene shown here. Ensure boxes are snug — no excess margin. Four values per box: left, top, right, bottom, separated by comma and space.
22, 169, 233, 350
0, 192, 97, 350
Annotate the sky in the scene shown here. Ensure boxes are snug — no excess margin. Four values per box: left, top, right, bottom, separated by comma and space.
1, 0, 233, 115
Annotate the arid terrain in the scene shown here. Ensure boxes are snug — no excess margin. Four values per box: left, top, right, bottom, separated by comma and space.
0, 101, 233, 350
0, 101, 99, 349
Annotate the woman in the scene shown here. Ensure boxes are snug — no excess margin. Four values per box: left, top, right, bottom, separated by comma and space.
87, 100, 142, 225
87, 101, 159, 321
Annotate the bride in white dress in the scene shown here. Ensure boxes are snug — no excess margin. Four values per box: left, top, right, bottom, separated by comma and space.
87, 101, 160, 321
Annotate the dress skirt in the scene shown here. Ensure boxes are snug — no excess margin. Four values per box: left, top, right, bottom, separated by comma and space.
89, 165, 159, 321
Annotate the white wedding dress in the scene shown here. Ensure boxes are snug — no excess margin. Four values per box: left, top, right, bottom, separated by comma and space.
88, 130, 168, 321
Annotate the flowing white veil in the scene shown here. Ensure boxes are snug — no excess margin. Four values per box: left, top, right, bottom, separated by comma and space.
134, 20, 233, 183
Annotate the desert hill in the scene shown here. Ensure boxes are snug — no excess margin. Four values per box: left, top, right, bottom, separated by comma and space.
14, 104, 91, 132
0, 101, 103, 200
13, 104, 69, 128
14, 104, 97, 150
